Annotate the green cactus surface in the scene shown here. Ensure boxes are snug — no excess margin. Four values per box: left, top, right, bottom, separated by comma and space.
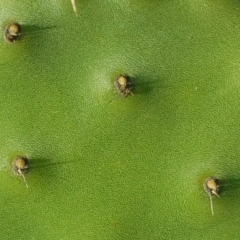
1, 1, 240, 239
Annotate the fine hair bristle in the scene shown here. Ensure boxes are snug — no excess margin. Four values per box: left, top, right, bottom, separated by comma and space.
71, 0, 78, 15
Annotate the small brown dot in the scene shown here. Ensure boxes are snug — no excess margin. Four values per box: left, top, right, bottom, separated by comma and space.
4, 23, 21, 42
204, 177, 220, 197
114, 74, 133, 97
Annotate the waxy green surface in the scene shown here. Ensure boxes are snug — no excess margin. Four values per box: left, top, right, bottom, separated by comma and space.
1, 1, 240, 239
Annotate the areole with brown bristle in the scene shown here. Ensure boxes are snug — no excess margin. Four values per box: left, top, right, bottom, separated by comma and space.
203, 177, 220, 215
13, 156, 29, 188
4, 23, 21, 42
114, 74, 133, 97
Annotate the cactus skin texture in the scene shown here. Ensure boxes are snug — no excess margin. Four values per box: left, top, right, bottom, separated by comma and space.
1, 1, 240, 239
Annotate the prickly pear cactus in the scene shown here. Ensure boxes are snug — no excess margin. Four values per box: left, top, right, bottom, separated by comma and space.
1, 1, 240, 239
